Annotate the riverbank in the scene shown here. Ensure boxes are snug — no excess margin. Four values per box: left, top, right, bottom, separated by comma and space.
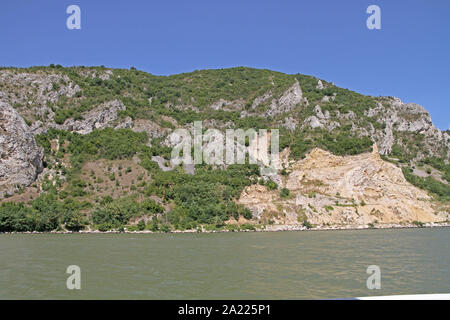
2, 221, 449, 234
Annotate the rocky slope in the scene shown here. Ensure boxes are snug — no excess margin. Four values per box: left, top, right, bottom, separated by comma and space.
239, 145, 448, 227
0, 66, 448, 231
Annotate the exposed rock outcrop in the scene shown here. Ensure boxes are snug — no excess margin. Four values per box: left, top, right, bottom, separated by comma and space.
282, 117, 298, 131
209, 98, 245, 111
132, 119, 171, 145
251, 91, 272, 109
368, 98, 447, 156
61, 99, 126, 135
30, 99, 127, 135
0, 101, 43, 197
304, 115, 323, 129
238, 145, 448, 226
266, 80, 304, 117
316, 80, 324, 90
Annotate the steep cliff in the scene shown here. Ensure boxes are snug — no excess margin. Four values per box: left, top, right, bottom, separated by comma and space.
0, 101, 43, 197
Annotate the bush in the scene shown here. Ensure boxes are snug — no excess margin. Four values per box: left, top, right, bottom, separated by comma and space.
92, 197, 163, 231
0, 202, 33, 232
137, 219, 146, 231
280, 188, 290, 198
413, 221, 424, 228
302, 220, 313, 229
0, 195, 89, 232
266, 180, 278, 190
64, 211, 87, 231
242, 208, 253, 220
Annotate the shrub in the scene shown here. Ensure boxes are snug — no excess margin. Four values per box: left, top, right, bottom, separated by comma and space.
64, 211, 87, 231
266, 180, 278, 190
92, 197, 163, 231
302, 220, 313, 229
280, 188, 290, 198
137, 220, 146, 231
0, 202, 34, 232
413, 221, 424, 228
242, 208, 253, 220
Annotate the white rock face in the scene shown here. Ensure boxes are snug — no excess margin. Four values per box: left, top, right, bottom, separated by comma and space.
209, 98, 245, 111
0, 101, 43, 197
251, 91, 272, 109
210, 99, 231, 110
314, 105, 325, 119
304, 116, 323, 129
282, 117, 298, 131
0, 71, 80, 106
30, 99, 127, 135
266, 80, 303, 117
316, 80, 324, 90
114, 116, 134, 130
132, 118, 171, 146
62, 99, 126, 134
368, 98, 447, 156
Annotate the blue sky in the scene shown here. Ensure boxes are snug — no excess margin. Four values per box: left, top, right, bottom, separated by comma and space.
1, 0, 449, 129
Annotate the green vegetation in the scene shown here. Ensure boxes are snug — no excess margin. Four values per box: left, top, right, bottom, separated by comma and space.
266, 180, 278, 190
402, 167, 450, 201
412, 221, 425, 228
280, 188, 290, 198
33, 124, 262, 231
0, 195, 90, 232
302, 220, 313, 229
420, 157, 450, 183
150, 164, 260, 230
282, 127, 373, 159
36, 128, 147, 173
92, 197, 163, 231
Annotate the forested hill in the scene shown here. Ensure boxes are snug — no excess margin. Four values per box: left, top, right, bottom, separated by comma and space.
0, 66, 448, 232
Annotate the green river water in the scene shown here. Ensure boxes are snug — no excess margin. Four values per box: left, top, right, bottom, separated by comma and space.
0, 228, 449, 299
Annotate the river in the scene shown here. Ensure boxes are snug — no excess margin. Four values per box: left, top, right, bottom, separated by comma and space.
0, 228, 449, 299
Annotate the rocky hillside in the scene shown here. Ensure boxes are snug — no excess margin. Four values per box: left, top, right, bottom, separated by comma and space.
0, 66, 448, 232
239, 145, 448, 229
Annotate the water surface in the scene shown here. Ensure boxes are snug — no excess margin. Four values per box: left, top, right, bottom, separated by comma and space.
0, 228, 449, 299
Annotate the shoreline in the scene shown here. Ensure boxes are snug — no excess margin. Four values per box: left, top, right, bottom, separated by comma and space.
1, 222, 449, 235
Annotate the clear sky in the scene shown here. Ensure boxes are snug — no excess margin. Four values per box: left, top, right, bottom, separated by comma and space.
1, 0, 449, 129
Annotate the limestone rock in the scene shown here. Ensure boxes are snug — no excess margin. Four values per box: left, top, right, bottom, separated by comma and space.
209, 99, 245, 111
238, 145, 448, 226
304, 116, 323, 129
283, 117, 298, 131
59, 99, 125, 134
368, 98, 447, 156
0, 101, 43, 197
316, 80, 324, 90
131, 119, 170, 142
266, 80, 303, 117
251, 91, 272, 109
